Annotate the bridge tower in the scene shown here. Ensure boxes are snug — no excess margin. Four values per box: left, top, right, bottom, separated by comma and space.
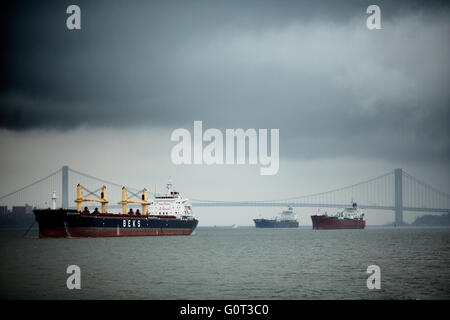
394, 168, 403, 226
62, 165, 69, 208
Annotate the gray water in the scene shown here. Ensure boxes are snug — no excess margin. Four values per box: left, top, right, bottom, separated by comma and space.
0, 227, 449, 299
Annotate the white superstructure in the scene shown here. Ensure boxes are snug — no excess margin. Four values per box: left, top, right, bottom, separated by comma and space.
276, 206, 297, 221
148, 182, 194, 219
328, 202, 365, 220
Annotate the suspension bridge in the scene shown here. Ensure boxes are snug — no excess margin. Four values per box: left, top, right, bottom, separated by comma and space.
0, 166, 449, 225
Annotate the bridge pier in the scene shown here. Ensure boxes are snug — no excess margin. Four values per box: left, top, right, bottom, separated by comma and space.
394, 168, 403, 226
62, 165, 69, 208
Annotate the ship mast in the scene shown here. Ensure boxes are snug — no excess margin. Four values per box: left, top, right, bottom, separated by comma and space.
167, 179, 173, 195
51, 191, 57, 210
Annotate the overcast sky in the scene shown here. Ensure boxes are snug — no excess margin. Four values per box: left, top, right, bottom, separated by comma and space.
1, 0, 449, 225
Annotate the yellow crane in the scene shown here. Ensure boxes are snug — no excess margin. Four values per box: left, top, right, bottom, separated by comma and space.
74, 184, 108, 213
117, 187, 152, 215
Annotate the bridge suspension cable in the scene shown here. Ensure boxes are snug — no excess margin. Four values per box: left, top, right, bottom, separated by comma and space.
403, 171, 450, 199
0, 166, 448, 221
0, 168, 62, 200
191, 170, 394, 203
68, 167, 140, 192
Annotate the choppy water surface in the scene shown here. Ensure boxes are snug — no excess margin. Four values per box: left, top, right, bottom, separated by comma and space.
0, 227, 449, 299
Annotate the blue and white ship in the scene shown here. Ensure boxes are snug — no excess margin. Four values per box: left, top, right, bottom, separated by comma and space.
253, 206, 299, 228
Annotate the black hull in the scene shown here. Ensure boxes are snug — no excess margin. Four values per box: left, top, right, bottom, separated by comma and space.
33, 209, 198, 238
253, 218, 299, 228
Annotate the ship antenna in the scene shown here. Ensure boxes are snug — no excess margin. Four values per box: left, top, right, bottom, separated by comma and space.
167, 176, 173, 195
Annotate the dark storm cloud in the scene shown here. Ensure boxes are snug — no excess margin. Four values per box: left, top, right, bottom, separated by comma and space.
1, 0, 449, 163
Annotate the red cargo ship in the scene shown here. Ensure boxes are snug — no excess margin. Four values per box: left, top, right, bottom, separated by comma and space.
311, 202, 365, 230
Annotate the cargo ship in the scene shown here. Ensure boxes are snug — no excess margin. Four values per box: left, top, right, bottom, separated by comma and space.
311, 202, 365, 230
33, 182, 198, 238
253, 206, 299, 228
